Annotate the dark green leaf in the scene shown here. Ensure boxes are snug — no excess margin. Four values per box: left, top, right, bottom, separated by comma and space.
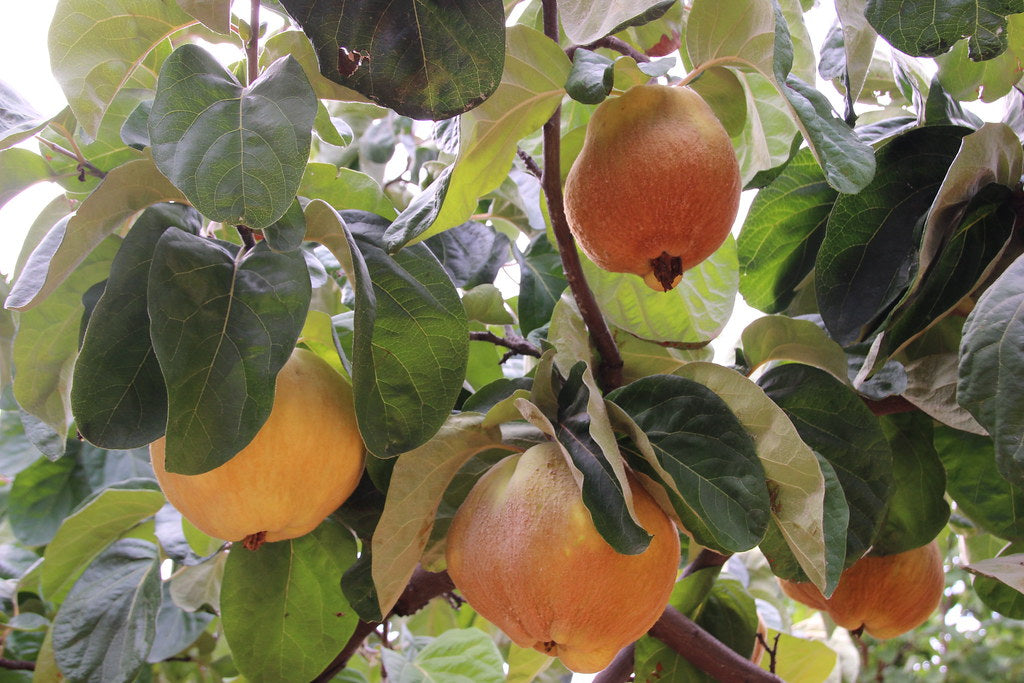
150, 45, 316, 229
52, 539, 161, 683
120, 100, 152, 150
221, 520, 359, 682
148, 230, 311, 474
556, 364, 652, 555
759, 364, 892, 565
566, 49, 615, 104
8, 448, 92, 546
958, 253, 1024, 487
262, 198, 307, 253
148, 583, 215, 662
72, 204, 202, 449
342, 211, 469, 458
816, 125, 969, 344
515, 234, 567, 337
865, 0, 1024, 60
423, 221, 511, 289
279, 0, 505, 120
936, 425, 1024, 541
609, 374, 770, 553
738, 148, 836, 313
873, 413, 950, 554
359, 117, 396, 164
462, 377, 534, 414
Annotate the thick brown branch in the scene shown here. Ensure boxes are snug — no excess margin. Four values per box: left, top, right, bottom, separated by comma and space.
540, 0, 624, 392
591, 644, 635, 683
469, 330, 542, 359
648, 606, 783, 683
682, 548, 732, 578
568, 35, 650, 63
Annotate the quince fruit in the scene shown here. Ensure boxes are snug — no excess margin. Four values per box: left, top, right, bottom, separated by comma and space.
778, 541, 944, 639
564, 84, 741, 292
445, 441, 680, 673
151, 347, 365, 549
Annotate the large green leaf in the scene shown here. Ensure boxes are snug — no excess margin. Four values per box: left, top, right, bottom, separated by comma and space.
0, 148, 56, 209
738, 147, 836, 313
759, 364, 893, 566
580, 236, 738, 345
0, 81, 51, 149
740, 315, 849, 385
816, 125, 969, 345
935, 425, 1024, 541
48, 0, 194, 138
865, 0, 1024, 60
937, 15, 1024, 101
872, 413, 950, 555
515, 234, 567, 337
148, 231, 311, 474
148, 582, 216, 662
559, 0, 673, 44
305, 204, 468, 458
8, 449, 92, 547
608, 374, 770, 553
11, 237, 120, 439
149, 45, 316, 229
41, 482, 165, 604
280, 0, 505, 120
425, 222, 511, 290
959, 254, 1024, 487
72, 204, 202, 449
221, 520, 358, 683
383, 24, 570, 249
52, 539, 162, 683
5, 155, 185, 312
298, 163, 396, 219
381, 628, 505, 683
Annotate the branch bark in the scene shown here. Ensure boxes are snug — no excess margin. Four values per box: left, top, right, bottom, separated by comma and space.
469, 330, 543, 359
246, 0, 260, 85
540, 0, 624, 392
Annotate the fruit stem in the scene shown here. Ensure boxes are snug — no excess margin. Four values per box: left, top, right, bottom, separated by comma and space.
540, 0, 624, 392
242, 531, 267, 550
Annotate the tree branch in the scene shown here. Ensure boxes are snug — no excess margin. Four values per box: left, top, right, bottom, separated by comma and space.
246, 0, 260, 85
469, 330, 542, 360
540, 0, 624, 392
37, 138, 106, 180
0, 659, 35, 672
681, 547, 731, 578
591, 644, 634, 683
567, 35, 650, 63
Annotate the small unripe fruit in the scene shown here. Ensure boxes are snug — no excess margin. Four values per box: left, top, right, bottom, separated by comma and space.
150, 348, 365, 548
564, 84, 741, 292
778, 541, 944, 639
445, 442, 680, 673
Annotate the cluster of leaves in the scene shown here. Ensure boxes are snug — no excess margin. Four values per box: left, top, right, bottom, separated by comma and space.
1, 0, 1024, 681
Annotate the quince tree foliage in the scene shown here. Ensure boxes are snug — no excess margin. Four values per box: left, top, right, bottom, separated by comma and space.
2, 0, 1024, 680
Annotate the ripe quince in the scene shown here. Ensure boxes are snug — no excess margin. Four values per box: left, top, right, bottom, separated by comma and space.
778, 541, 944, 639
564, 84, 741, 291
150, 347, 365, 549
445, 441, 680, 673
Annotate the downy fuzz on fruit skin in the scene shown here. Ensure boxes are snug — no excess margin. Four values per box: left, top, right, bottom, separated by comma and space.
564, 83, 741, 292
150, 348, 365, 548
445, 441, 681, 673
779, 541, 945, 639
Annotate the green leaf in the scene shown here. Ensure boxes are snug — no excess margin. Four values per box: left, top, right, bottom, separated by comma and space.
148, 231, 311, 475
0, 81, 51, 148
262, 198, 307, 253
732, 71, 801, 187
872, 413, 950, 555
0, 148, 56, 209
759, 364, 893, 566
959, 254, 1024, 487
221, 520, 359, 683
865, 0, 1024, 60
738, 147, 836, 313
903, 353, 987, 434
52, 539, 161, 683
370, 414, 504, 616
148, 582, 216, 662
816, 125, 969, 345
968, 545, 1024, 614
298, 162, 397, 219
12, 236, 120, 439
741, 315, 850, 385
515, 234, 567, 337
279, 0, 505, 120
674, 362, 835, 595
936, 425, 1024, 541
175, 0, 231, 34
150, 45, 316, 229
462, 285, 514, 325
424, 222, 511, 289
8, 450, 92, 546
936, 15, 1024, 101
608, 374, 770, 553
383, 24, 570, 248
168, 550, 228, 613
580, 236, 738, 344
415, 628, 505, 682
48, 0, 194, 138
758, 629, 836, 681
41, 484, 165, 604
560, 0, 673, 44
72, 204, 202, 449
307, 207, 468, 458
262, 30, 371, 103
5, 155, 186, 312
565, 49, 615, 104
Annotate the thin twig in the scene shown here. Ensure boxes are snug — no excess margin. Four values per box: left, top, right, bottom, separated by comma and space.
37, 138, 106, 180
236, 225, 257, 251
0, 658, 35, 671
469, 330, 542, 359
681, 548, 732, 579
516, 148, 543, 180
540, 0, 624, 392
568, 35, 650, 63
